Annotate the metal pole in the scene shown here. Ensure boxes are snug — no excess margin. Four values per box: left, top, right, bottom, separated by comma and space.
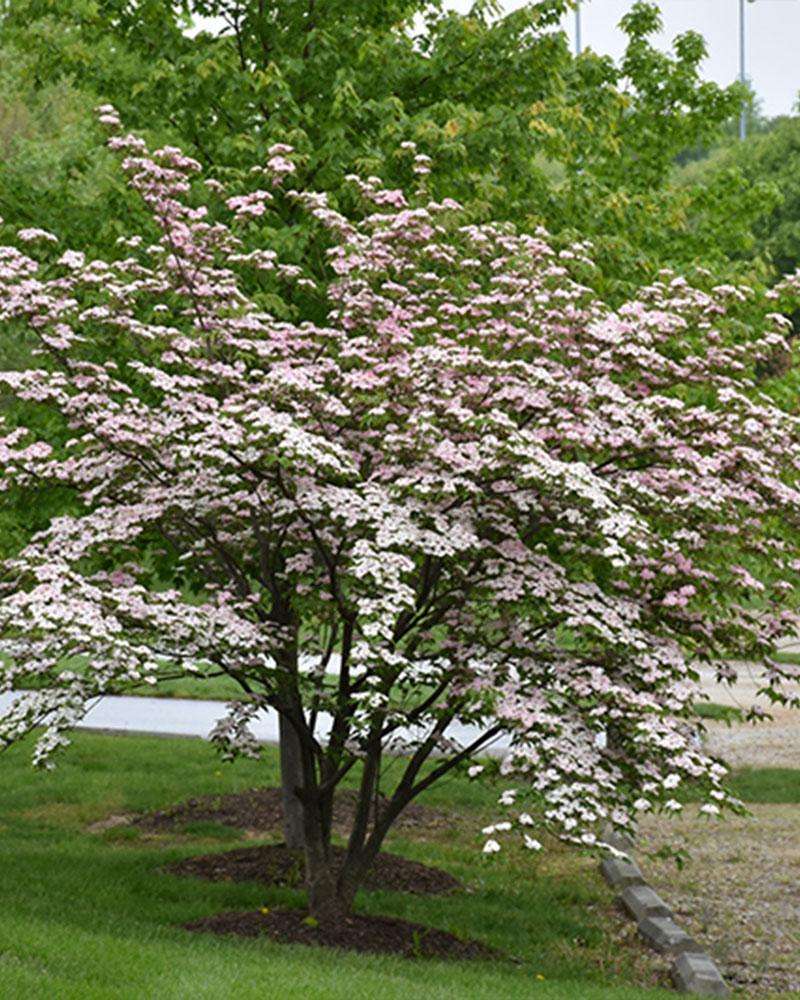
575, 2, 582, 57
739, 0, 747, 141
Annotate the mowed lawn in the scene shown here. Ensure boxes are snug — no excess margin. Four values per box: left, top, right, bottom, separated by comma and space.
0, 731, 682, 1000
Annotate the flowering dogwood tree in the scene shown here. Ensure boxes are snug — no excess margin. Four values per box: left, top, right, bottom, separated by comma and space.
2, 113, 800, 922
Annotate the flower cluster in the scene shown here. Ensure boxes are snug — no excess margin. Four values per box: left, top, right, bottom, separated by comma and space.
1, 114, 799, 843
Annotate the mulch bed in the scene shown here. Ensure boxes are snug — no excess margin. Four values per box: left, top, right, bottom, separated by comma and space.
182, 908, 496, 960
163, 842, 462, 895
130, 786, 450, 837
113, 785, 487, 961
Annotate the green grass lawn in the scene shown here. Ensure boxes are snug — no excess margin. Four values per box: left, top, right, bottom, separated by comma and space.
677, 766, 800, 810
136, 673, 245, 700
6, 659, 244, 702
693, 701, 745, 725
0, 731, 681, 1000
723, 767, 800, 804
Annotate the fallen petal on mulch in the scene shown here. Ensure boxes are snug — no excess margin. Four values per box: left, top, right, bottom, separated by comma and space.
163, 843, 462, 895
181, 908, 496, 960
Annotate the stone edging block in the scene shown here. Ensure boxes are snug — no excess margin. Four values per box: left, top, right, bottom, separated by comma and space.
619, 884, 672, 922
638, 915, 702, 956
600, 856, 645, 889
672, 952, 731, 997
601, 821, 637, 853
599, 830, 731, 997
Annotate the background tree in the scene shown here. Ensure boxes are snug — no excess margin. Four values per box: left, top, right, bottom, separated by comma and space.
1, 122, 800, 923
680, 113, 800, 283
0, 0, 771, 301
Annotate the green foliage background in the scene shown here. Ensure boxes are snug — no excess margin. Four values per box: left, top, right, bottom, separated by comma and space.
0, 0, 792, 561
0, 0, 773, 298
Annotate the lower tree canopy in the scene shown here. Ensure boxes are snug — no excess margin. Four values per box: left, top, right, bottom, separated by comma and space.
1, 114, 800, 919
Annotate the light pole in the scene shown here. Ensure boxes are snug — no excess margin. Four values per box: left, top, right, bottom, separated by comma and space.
739, 0, 747, 141
575, 1, 582, 56
739, 0, 759, 141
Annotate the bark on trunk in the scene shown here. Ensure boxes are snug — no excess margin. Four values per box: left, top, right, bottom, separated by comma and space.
279, 713, 305, 850
304, 844, 370, 923
302, 797, 351, 922
305, 855, 348, 923
335, 847, 372, 915
299, 779, 381, 924
304, 821, 381, 923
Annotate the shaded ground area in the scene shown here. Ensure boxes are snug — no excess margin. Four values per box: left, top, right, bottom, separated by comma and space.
163, 843, 462, 896
182, 908, 496, 960
639, 804, 800, 997
135, 786, 475, 961
126, 786, 450, 837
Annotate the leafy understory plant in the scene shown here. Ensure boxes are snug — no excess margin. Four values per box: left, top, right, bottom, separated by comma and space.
1, 109, 799, 922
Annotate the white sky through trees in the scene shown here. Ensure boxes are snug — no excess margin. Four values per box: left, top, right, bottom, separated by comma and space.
190, 2, 800, 119
458, 0, 800, 118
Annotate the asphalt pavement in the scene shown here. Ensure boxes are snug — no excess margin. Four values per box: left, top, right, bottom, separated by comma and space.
0, 690, 509, 754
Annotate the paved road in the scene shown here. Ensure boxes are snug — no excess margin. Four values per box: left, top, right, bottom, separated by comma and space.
696, 662, 800, 769
3, 662, 794, 766
0, 690, 510, 755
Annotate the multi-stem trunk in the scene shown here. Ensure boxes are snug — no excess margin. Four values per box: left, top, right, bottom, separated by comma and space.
301, 743, 387, 923
299, 778, 357, 923
304, 841, 347, 923
303, 816, 379, 924
279, 714, 305, 849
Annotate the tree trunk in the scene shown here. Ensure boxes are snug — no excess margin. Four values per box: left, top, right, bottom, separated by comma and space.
305, 848, 348, 923
302, 794, 353, 923
303, 837, 373, 923
335, 846, 372, 915
279, 713, 305, 850
304, 815, 383, 923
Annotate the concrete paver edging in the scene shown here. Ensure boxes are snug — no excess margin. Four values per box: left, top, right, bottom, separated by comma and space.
599, 824, 730, 998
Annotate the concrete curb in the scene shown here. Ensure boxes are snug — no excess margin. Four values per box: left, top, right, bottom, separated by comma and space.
599, 824, 730, 997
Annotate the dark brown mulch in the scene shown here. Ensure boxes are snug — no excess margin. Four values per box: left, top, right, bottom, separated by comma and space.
162, 843, 462, 896
131, 786, 450, 836
182, 908, 495, 961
